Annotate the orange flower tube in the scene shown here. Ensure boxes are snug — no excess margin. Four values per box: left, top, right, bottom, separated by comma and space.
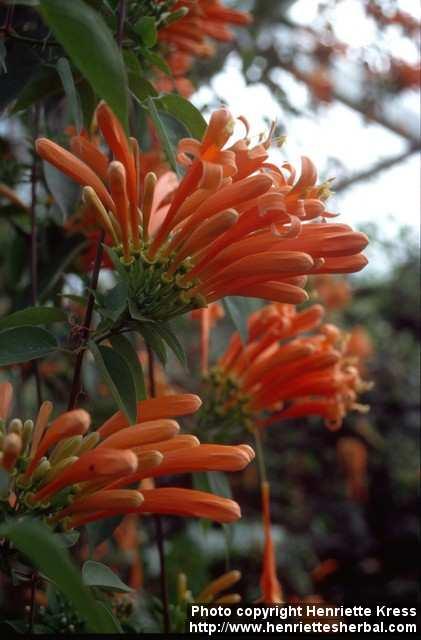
138, 487, 241, 523
36, 139, 115, 212
98, 394, 202, 438
31, 448, 138, 503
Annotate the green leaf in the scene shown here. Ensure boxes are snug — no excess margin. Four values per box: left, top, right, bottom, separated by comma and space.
39, 238, 88, 301
158, 94, 206, 139
57, 57, 83, 132
102, 245, 128, 279
96, 280, 128, 321
43, 160, 81, 222
0, 326, 57, 366
12, 65, 63, 113
56, 530, 80, 548
142, 49, 171, 75
83, 560, 132, 593
89, 342, 137, 425
95, 601, 123, 633
129, 73, 158, 104
134, 16, 157, 48
86, 514, 124, 551
207, 470, 233, 499
193, 471, 232, 499
39, 0, 129, 130
0, 306, 66, 331
0, 518, 116, 633
128, 299, 155, 323
223, 297, 262, 343
153, 323, 187, 369
0, 41, 41, 111
135, 323, 167, 366
146, 96, 179, 175
123, 49, 142, 75
109, 333, 146, 400
77, 79, 97, 130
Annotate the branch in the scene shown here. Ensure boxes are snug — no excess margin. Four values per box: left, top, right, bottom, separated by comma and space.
334, 143, 420, 192
67, 232, 105, 410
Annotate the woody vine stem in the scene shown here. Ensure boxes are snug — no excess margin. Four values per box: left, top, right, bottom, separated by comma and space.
147, 345, 171, 634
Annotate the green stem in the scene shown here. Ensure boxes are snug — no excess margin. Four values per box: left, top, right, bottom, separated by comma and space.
253, 426, 267, 485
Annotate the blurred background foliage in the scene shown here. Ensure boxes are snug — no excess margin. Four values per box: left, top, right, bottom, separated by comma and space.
0, 0, 419, 626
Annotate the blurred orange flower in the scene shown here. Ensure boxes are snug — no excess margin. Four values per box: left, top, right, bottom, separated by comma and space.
336, 436, 368, 501
204, 303, 372, 432
258, 481, 283, 604
313, 274, 352, 310
157, 0, 252, 95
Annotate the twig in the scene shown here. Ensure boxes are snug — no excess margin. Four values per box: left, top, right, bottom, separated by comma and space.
2, 4, 15, 32
334, 144, 421, 192
116, 0, 127, 47
28, 571, 38, 633
147, 346, 171, 634
0, 29, 59, 47
29, 104, 42, 408
67, 231, 105, 410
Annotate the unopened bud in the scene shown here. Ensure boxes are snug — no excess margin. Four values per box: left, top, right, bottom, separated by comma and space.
50, 436, 83, 465
8, 418, 23, 436
22, 420, 34, 451
2, 433, 22, 471
161, 7, 189, 26
77, 431, 100, 455
43, 456, 78, 483
32, 458, 51, 482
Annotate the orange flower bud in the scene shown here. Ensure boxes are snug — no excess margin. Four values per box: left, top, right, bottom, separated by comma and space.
0, 381, 13, 421
2, 432, 22, 471
26, 409, 90, 477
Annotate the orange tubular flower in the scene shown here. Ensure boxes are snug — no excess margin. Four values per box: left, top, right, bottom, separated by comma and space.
336, 436, 368, 502
202, 303, 371, 434
313, 274, 352, 310
0, 381, 13, 422
259, 482, 283, 604
191, 302, 224, 374
0, 386, 253, 530
36, 103, 368, 324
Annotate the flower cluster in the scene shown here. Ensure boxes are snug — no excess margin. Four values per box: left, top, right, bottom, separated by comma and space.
36, 103, 368, 324
201, 302, 372, 435
0, 383, 254, 529
156, 1, 252, 96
